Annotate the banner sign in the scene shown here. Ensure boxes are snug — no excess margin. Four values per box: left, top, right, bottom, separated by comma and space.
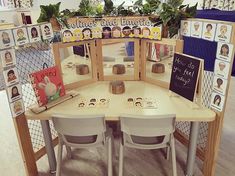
61, 16, 162, 42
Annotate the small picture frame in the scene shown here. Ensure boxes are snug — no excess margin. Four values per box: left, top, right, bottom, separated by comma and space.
7, 84, 22, 102
214, 59, 230, 79
0, 48, 16, 67
212, 75, 227, 95
190, 21, 203, 38
202, 22, 217, 41
40, 23, 54, 40
13, 27, 29, 46
216, 42, 234, 62
0, 29, 15, 49
27, 25, 41, 43
215, 23, 232, 43
210, 91, 225, 112
3, 67, 20, 87
10, 99, 25, 117
181, 20, 191, 37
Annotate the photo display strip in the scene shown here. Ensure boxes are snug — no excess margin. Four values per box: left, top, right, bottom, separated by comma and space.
0, 22, 53, 49
61, 16, 162, 43
181, 20, 233, 43
0, 47, 24, 117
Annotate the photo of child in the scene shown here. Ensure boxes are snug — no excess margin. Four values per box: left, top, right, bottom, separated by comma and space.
214, 59, 230, 79
122, 26, 131, 37
62, 30, 73, 42
3, 67, 19, 86
212, 76, 227, 95
210, 92, 225, 112
102, 27, 111, 39
40, 23, 54, 40
112, 26, 121, 38
0, 30, 15, 49
10, 99, 24, 117
82, 28, 92, 40
215, 24, 232, 43
7, 84, 22, 102
191, 21, 202, 38
27, 26, 41, 43
181, 20, 191, 36
202, 23, 216, 41
216, 42, 234, 62
142, 27, 151, 38
0, 49, 16, 67
132, 26, 141, 38
13, 28, 29, 45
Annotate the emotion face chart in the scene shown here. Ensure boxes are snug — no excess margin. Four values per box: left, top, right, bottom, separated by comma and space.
180, 19, 234, 112
61, 16, 162, 42
0, 29, 15, 49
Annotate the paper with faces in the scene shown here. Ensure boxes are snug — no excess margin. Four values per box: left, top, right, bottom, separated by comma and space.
202, 22, 217, 41
214, 59, 230, 79
10, 99, 25, 117
3, 67, 20, 87
78, 98, 110, 108
190, 21, 203, 38
181, 20, 191, 37
27, 25, 41, 43
0, 48, 16, 67
40, 23, 54, 40
7, 84, 22, 103
13, 27, 29, 46
212, 75, 227, 95
216, 42, 234, 62
210, 91, 225, 112
127, 97, 157, 109
215, 23, 232, 43
0, 30, 15, 49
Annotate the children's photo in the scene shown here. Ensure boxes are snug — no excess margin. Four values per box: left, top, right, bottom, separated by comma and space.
190, 21, 202, 38
7, 84, 22, 102
40, 23, 54, 40
202, 22, 216, 41
216, 42, 234, 62
13, 27, 29, 46
210, 91, 225, 112
27, 25, 41, 43
3, 67, 20, 86
214, 59, 230, 79
181, 20, 191, 37
10, 99, 24, 117
0, 30, 15, 49
0, 49, 16, 67
212, 76, 227, 95
215, 23, 232, 43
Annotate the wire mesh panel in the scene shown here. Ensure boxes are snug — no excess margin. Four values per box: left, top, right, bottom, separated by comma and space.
176, 71, 214, 151
15, 42, 58, 152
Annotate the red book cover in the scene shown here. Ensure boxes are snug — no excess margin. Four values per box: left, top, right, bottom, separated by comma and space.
29, 66, 65, 106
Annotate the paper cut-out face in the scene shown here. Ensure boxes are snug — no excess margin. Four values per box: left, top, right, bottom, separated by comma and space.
73, 29, 83, 41
216, 78, 223, 89
182, 22, 189, 33
102, 27, 111, 39
132, 26, 141, 37
13, 101, 23, 113
135, 101, 142, 107
112, 27, 121, 38
44, 25, 51, 35
142, 27, 150, 38
219, 62, 226, 71
194, 22, 200, 31
63, 30, 73, 42
2, 32, 10, 44
17, 29, 26, 41
7, 69, 17, 82
82, 28, 92, 40
213, 95, 221, 106
220, 44, 229, 57
218, 25, 228, 39
5, 51, 13, 64
92, 27, 102, 38
122, 26, 131, 37
78, 103, 85, 107
11, 86, 20, 98
151, 27, 161, 40
205, 24, 213, 36
31, 27, 38, 38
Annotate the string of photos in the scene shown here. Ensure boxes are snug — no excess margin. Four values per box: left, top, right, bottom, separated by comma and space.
0, 22, 54, 117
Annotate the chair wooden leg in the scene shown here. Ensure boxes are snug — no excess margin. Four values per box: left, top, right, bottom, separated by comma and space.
56, 143, 63, 176
107, 136, 113, 176
171, 138, 177, 176
66, 146, 72, 159
118, 143, 124, 176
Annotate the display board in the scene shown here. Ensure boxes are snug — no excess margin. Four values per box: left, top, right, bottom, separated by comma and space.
61, 16, 162, 42
169, 52, 202, 102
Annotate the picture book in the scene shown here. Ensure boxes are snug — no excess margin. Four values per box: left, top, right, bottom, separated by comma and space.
29, 66, 65, 106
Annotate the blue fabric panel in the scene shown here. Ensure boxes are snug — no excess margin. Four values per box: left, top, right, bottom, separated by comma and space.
192, 9, 235, 76
183, 36, 217, 72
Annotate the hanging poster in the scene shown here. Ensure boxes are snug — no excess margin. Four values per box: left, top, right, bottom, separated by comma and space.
27, 25, 41, 43
0, 48, 16, 67
12, 27, 29, 46
61, 16, 162, 43
180, 20, 191, 37
216, 42, 234, 62
0, 29, 15, 49
40, 23, 54, 40
190, 21, 203, 38
202, 22, 217, 41
215, 23, 232, 43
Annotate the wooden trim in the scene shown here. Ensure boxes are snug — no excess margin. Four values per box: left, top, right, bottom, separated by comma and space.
52, 43, 62, 73
65, 79, 96, 90
144, 77, 169, 89
103, 75, 135, 81
13, 114, 38, 176
96, 39, 104, 80
134, 39, 140, 80
35, 137, 58, 161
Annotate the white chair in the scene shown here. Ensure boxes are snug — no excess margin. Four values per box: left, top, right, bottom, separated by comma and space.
52, 114, 113, 176
118, 114, 177, 176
